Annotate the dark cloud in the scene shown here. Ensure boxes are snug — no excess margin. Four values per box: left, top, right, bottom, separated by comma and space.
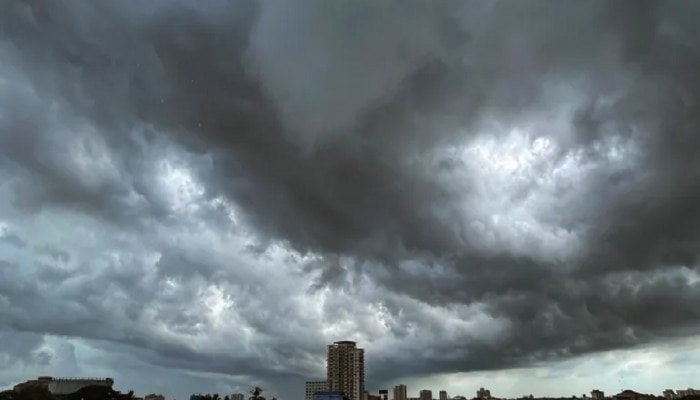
1, 0, 700, 398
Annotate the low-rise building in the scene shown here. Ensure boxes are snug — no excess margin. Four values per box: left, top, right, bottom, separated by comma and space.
13, 376, 114, 396
313, 391, 346, 400
614, 390, 650, 400
307, 381, 330, 400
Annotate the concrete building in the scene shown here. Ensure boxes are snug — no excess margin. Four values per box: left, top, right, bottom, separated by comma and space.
614, 390, 650, 400
230, 394, 245, 400
393, 385, 408, 400
378, 389, 388, 400
591, 390, 605, 400
664, 390, 676, 400
439, 391, 447, 400
13, 376, 114, 396
327, 341, 365, 400
419, 390, 432, 400
477, 388, 491, 400
313, 391, 347, 400
677, 389, 700, 398
307, 381, 330, 400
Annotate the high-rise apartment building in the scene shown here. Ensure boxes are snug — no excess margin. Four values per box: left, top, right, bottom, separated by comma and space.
327, 341, 365, 400
419, 390, 432, 400
378, 389, 388, 400
306, 381, 330, 400
477, 388, 491, 400
439, 391, 448, 400
393, 385, 408, 400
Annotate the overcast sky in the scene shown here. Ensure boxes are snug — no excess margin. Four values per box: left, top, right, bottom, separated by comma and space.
1, 1, 700, 399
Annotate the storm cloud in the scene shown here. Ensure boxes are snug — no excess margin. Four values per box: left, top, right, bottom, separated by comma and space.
1, 0, 700, 398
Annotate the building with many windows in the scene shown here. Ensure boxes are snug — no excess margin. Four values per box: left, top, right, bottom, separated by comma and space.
393, 385, 408, 400
327, 341, 365, 400
313, 391, 347, 400
307, 381, 330, 400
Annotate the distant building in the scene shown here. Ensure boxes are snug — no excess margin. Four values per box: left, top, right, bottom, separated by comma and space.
393, 385, 408, 400
592, 390, 605, 400
664, 390, 677, 400
307, 381, 330, 400
378, 390, 388, 400
677, 389, 700, 398
439, 391, 448, 400
230, 394, 244, 400
419, 390, 432, 400
477, 388, 492, 400
614, 390, 650, 400
313, 391, 346, 400
13, 377, 114, 396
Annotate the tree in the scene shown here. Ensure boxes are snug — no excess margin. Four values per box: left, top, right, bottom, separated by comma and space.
249, 388, 265, 400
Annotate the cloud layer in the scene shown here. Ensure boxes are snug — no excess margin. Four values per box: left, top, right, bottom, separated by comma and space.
1, 0, 700, 398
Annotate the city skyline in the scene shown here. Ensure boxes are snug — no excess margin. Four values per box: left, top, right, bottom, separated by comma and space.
2, 0, 700, 400
6, 374, 700, 400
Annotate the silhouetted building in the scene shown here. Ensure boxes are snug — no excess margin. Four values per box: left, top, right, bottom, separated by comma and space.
230, 394, 244, 400
591, 390, 604, 400
378, 390, 388, 400
615, 390, 650, 400
393, 385, 408, 400
477, 388, 491, 400
327, 341, 364, 400
14, 377, 114, 396
677, 390, 700, 398
419, 390, 432, 400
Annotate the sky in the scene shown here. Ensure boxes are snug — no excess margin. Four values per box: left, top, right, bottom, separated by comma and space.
1, 0, 700, 399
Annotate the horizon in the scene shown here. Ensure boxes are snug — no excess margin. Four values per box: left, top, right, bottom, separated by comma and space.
1, 1, 700, 400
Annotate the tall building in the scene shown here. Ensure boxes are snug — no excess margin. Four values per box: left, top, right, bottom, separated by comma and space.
307, 381, 330, 400
477, 388, 491, 400
419, 390, 432, 400
327, 341, 365, 400
591, 390, 605, 400
439, 391, 448, 400
379, 390, 388, 400
393, 385, 408, 400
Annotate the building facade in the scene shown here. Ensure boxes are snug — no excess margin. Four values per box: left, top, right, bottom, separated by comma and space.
13, 376, 114, 396
439, 391, 448, 400
327, 341, 365, 400
591, 390, 605, 400
230, 394, 245, 400
477, 388, 491, 400
378, 390, 388, 400
313, 391, 347, 400
419, 390, 432, 400
393, 385, 408, 400
307, 381, 330, 400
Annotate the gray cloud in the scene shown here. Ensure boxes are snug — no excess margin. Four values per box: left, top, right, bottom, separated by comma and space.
1, 0, 700, 398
